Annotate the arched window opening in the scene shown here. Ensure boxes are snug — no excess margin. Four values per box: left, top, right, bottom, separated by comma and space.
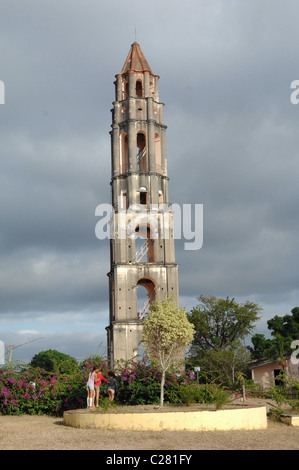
135, 224, 155, 262
119, 132, 128, 173
140, 190, 147, 205
120, 190, 127, 209
136, 80, 143, 97
155, 133, 161, 173
137, 277, 156, 319
111, 240, 115, 264
137, 285, 148, 320
137, 342, 147, 361
111, 279, 115, 319
137, 132, 147, 171
159, 190, 163, 205
122, 79, 129, 100
149, 81, 154, 96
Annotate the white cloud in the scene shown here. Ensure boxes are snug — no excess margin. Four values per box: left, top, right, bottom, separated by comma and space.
18, 330, 40, 336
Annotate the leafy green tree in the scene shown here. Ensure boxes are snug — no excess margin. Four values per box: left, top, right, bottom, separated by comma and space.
142, 297, 195, 407
186, 295, 261, 384
268, 308, 299, 343
187, 295, 262, 354
30, 349, 79, 374
248, 334, 273, 359
249, 307, 299, 360
196, 340, 251, 387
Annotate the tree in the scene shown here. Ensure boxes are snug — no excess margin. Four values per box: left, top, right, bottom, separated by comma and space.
187, 295, 262, 356
197, 340, 251, 387
248, 334, 273, 359
249, 307, 299, 360
142, 297, 195, 407
30, 349, 79, 374
267, 307, 299, 343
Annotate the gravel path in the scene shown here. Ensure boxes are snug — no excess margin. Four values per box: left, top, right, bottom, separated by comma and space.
1, 413, 299, 450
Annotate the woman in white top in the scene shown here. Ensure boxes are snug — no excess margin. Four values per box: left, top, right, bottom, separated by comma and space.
86, 366, 98, 408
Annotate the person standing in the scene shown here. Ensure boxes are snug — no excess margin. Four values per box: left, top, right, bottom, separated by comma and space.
107, 371, 118, 401
94, 369, 109, 407
86, 366, 98, 408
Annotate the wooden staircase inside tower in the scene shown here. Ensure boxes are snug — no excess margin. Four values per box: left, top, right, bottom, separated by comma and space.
138, 289, 155, 319
136, 238, 154, 262
137, 147, 146, 167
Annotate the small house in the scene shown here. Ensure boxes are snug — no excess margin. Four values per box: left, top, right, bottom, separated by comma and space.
248, 357, 299, 389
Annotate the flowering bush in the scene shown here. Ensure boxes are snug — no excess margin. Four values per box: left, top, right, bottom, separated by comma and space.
0, 358, 232, 416
0, 366, 87, 416
115, 360, 196, 405
79, 356, 108, 374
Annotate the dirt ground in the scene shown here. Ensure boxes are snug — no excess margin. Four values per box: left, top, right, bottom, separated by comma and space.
1, 398, 299, 451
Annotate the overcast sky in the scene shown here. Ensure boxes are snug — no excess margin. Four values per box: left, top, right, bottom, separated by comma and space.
1, 0, 298, 364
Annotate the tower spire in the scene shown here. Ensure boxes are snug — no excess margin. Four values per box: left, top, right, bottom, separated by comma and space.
120, 41, 154, 75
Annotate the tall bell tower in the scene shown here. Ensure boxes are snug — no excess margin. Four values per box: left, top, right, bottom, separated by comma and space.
106, 42, 179, 363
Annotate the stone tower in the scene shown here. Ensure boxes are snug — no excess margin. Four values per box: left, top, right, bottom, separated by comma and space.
106, 42, 179, 363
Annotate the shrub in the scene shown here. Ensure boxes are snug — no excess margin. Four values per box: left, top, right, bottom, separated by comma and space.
244, 379, 264, 397
116, 361, 162, 405
96, 396, 117, 412
0, 359, 231, 416
177, 383, 230, 408
177, 384, 198, 406
115, 360, 195, 405
268, 407, 285, 421
290, 400, 299, 411
0, 366, 87, 416
79, 355, 108, 374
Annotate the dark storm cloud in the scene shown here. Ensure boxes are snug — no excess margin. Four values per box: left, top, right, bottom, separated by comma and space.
0, 0, 298, 360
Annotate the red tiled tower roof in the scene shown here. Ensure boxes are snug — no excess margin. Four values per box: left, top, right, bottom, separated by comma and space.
121, 42, 153, 74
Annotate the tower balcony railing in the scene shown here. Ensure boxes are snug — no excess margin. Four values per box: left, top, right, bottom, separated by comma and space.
112, 201, 173, 212
117, 162, 164, 175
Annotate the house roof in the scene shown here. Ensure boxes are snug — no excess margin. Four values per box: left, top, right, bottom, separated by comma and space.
120, 42, 154, 75
247, 356, 290, 369
247, 358, 274, 369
